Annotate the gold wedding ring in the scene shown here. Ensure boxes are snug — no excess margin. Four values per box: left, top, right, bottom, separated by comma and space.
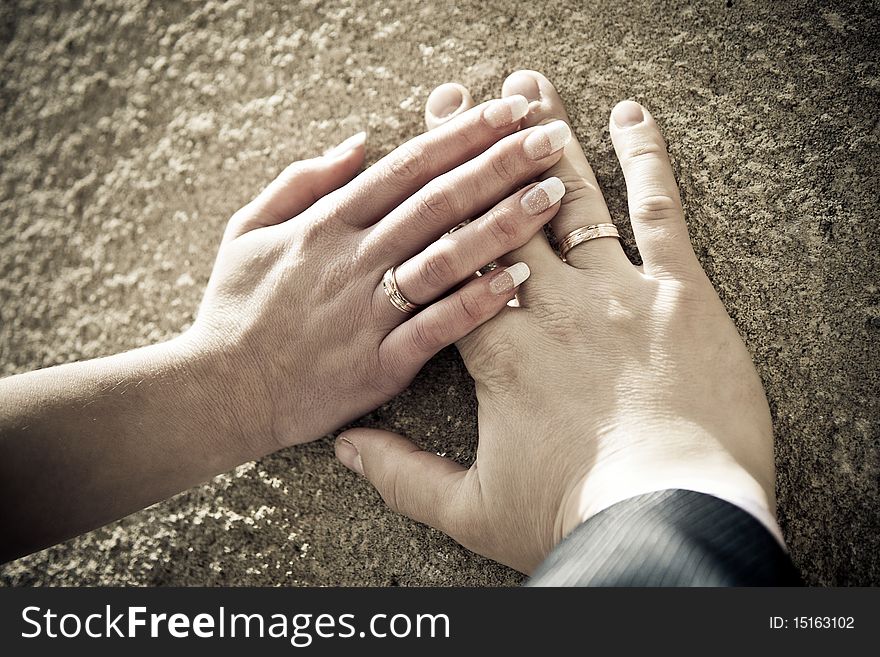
382, 266, 420, 314
558, 223, 622, 261
447, 219, 470, 234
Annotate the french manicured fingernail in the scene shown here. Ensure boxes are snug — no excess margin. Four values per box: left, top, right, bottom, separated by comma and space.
426, 83, 465, 119
521, 177, 566, 215
523, 120, 571, 160
324, 131, 366, 158
612, 101, 644, 128
335, 437, 364, 475
489, 261, 531, 295
483, 95, 529, 128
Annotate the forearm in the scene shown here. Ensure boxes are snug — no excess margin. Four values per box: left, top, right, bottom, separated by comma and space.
0, 335, 264, 562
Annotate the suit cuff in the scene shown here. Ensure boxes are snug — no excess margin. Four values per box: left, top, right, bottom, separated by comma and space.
528, 489, 800, 586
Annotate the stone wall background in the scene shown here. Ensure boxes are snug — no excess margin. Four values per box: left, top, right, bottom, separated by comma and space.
1, 0, 877, 585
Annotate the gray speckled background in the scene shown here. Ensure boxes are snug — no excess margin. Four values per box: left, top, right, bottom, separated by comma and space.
1, 0, 877, 586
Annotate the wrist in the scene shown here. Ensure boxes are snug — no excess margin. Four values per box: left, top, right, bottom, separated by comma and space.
555, 450, 781, 548
160, 330, 277, 463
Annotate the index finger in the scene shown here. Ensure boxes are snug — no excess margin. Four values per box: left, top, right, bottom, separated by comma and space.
334, 95, 529, 226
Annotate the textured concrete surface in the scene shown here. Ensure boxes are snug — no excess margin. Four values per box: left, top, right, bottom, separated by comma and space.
1, 0, 877, 586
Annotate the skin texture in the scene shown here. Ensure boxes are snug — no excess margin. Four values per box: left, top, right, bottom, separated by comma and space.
0, 98, 567, 563
337, 71, 777, 575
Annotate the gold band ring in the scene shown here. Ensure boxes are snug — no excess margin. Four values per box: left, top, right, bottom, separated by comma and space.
558, 223, 622, 261
447, 219, 470, 234
382, 266, 420, 314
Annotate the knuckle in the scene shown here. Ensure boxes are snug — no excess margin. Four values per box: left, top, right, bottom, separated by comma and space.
373, 437, 405, 513
378, 467, 404, 515
601, 296, 640, 331
298, 208, 342, 252
226, 201, 271, 237
381, 451, 429, 520
305, 193, 335, 222
409, 316, 442, 354
368, 350, 405, 398
455, 288, 485, 325
375, 340, 413, 393
416, 183, 455, 223
558, 175, 600, 206
451, 122, 482, 150
631, 193, 681, 222
418, 245, 458, 290
227, 205, 251, 231
485, 205, 520, 247
277, 160, 308, 185
623, 137, 668, 163
388, 142, 427, 185
489, 151, 521, 184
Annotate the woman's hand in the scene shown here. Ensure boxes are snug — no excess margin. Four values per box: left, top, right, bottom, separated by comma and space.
0, 95, 572, 560
188, 95, 572, 451
338, 72, 779, 574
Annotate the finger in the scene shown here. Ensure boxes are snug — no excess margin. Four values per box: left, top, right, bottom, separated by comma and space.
425, 82, 476, 130
421, 81, 558, 306
501, 70, 629, 271
387, 178, 564, 308
335, 429, 476, 538
223, 132, 366, 244
366, 120, 571, 265
609, 101, 700, 278
378, 262, 530, 382
489, 230, 559, 310
337, 96, 530, 226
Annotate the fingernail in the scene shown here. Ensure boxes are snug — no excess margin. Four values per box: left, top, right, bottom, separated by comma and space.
505, 72, 542, 103
335, 437, 364, 475
483, 95, 529, 128
521, 177, 566, 215
324, 131, 366, 158
523, 120, 571, 160
489, 261, 531, 295
426, 83, 464, 119
612, 101, 644, 128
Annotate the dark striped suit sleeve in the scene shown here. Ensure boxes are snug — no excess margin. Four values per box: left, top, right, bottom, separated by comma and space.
526, 489, 801, 586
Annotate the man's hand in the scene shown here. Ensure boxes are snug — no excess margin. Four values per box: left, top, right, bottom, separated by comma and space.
337, 72, 779, 574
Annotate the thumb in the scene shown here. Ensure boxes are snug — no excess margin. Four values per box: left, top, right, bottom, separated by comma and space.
335, 428, 475, 538
225, 131, 366, 242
